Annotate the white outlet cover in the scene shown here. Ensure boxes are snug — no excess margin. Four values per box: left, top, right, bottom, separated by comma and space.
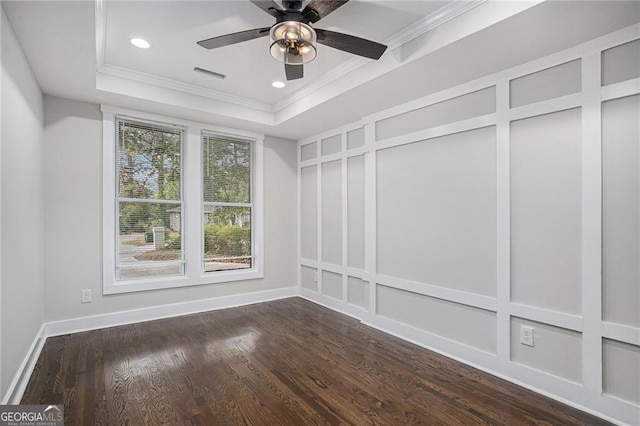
520, 325, 535, 347
81, 289, 92, 303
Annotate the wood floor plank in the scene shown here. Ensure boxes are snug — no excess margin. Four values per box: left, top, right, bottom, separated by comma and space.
22, 297, 610, 425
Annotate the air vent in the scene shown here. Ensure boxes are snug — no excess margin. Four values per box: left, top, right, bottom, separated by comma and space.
193, 67, 226, 80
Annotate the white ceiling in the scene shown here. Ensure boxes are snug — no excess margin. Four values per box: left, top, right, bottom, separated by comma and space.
103, 1, 449, 104
3, 0, 640, 140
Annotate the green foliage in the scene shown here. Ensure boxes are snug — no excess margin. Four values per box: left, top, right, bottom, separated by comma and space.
147, 218, 165, 231
118, 121, 181, 201
204, 224, 251, 258
165, 231, 182, 250
119, 203, 149, 233
118, 120, 182, 235
206, 206, 250, 227
203, 138, 250, 203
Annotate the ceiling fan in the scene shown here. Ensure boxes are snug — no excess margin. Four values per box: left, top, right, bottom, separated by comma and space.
197, 0, 387, 81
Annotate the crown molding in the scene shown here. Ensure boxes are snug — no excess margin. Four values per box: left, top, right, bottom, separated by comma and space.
94, 0, 272, 113
94, 0, 485, 122
387, 0, 486, 51
271, 0, 486, 112
98, 63, 274, 113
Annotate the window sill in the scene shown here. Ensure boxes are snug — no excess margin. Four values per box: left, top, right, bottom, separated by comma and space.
103, 268, 264, 295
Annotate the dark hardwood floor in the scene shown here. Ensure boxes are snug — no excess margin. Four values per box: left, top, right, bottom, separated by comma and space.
22, 297, 609, 425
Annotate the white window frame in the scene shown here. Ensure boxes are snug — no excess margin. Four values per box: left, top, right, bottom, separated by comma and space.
102, 105, 264, 295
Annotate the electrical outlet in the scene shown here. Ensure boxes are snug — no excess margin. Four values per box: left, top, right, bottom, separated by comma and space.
520, 325, 534, 347
81, 289, 92, 303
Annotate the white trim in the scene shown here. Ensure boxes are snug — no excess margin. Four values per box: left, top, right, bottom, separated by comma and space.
305, 294, 635, 425
102, 110, 117, 293
299, 121, 365, 147
602, 322, 640, 347
495, 79, 511, 362
100, 105, 264, 141
295, 23, 640, 425
297, 140, 302, 296
5, 289, 298, 404
318, 151, 341, 163
316, 262, 342, 275
364, 122, 376, 315
298, 259, 368, 283
299, 288, 367, 321
341, 132, 348, 303
365, 83, 498, 125
376, 275, 497, 312
508, 93, 582, 122
374, 114, 496, 152
273, 0, 487, 113
383, 0, 487, 52
368, 309, 638, 426
316, 138, 323, 295
509, 303, 583, 333
299, 258, 319, 268
94, 0, 107, 70
46, 288, 296, 338
601, 77, 640, 101
1, 324, 46, 405
364, 23, 640, 129
98, 64, 273, 113
299, 158, 316, 168
102, 105, 265, 295
581, 50, 604, 393
93, 0, 490, 125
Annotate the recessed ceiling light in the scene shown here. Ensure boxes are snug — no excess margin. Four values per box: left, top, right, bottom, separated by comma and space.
130, 37, 150, 49
272, 81, 285, 88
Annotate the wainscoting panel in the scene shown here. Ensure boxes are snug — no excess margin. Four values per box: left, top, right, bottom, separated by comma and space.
297, 24, 640, 425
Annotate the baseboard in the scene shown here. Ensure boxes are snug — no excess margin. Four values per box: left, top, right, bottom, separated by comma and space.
6, 286, 635, 425
5, 286, 298, 404
45, 286, 298, 337
298, 288, 367, 320
301, 291, 638, 426
1, 323, 47, 405
363, 315, 629, 426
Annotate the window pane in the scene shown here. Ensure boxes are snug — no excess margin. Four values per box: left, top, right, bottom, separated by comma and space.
203, 206, 252, 272
118, 120, 182, 201
117, 201, 183, 279
203, 135, 251, 203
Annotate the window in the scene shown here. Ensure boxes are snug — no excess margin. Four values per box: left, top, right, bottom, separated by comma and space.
102, 106, 264, 294
116, 119, 184, 279
202, 134, 253, 272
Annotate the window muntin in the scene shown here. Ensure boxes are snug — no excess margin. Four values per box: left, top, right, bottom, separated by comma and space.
115, 118, 184, 280
103, 106, 264, 295
202, 134, 253, 272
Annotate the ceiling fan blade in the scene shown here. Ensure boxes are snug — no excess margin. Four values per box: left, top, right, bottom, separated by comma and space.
302, 0, 349, 23
285, 64, 303, 80
249, 0, 283, 18
315, 29, 387, 60
197, 28, 271, 50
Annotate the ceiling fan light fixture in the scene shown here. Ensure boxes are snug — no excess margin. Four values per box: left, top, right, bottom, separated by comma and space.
269, 21, 317, 64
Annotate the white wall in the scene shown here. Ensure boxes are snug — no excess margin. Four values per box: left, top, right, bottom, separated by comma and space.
298, 24, 640, 425
0, 9, 45, 400
43, 96, 297, 322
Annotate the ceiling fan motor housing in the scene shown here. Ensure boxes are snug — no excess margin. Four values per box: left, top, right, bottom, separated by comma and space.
197, 0, 387, 81
282, 0, 303, 10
